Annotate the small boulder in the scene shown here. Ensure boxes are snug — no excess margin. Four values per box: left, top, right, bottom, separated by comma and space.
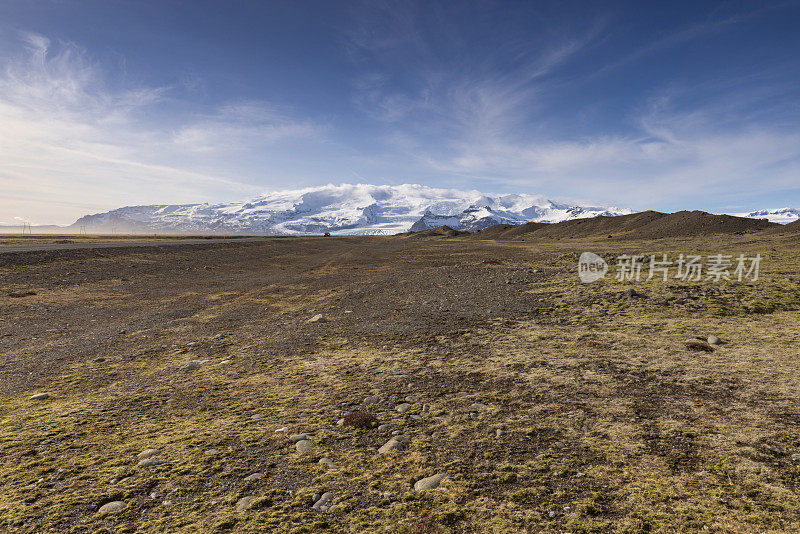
295, 439, 314, 453
99, 501, 126, 513
137, 448, 160, 460
396, 403, 411, 414
312, 492, 333, 511
30, 393, 49, 401
236, 496, 255, 511
243, 472, 264, 482
290, 433, 311, 443
378, 435, 410, 454
307, 314, 327, 323
414, 473, 447, 491
138, 458, 164, 467
707, 335, 722, 345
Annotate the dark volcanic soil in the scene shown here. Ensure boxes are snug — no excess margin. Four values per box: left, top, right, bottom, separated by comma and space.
1, 234, 800, 532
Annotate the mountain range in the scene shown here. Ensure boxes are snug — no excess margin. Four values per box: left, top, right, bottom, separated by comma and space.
25, 184, 799, 235
69, 184, 632, 235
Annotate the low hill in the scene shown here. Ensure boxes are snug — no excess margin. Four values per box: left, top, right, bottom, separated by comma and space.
472, 210, 782, 240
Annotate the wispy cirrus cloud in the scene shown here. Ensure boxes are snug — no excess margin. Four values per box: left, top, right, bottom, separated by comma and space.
342, 2, 800, 210
0, 32, 323, 224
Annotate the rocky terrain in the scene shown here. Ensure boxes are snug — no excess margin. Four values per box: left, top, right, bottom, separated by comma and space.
1, 230, 800, 532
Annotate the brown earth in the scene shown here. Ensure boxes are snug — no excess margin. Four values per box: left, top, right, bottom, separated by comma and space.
1, 233, 799, 532
471, 210, 782, 241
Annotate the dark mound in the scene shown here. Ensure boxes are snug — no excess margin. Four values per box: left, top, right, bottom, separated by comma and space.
473, 210, 780, 241
781, 219, 800, 233
406, 225, 469, 239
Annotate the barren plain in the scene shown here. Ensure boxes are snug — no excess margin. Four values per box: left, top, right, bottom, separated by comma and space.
1, 231, 799, 532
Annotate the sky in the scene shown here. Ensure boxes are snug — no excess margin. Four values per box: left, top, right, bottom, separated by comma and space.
1, 0, 799, 225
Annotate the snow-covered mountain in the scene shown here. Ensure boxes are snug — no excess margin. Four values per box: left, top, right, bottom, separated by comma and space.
71, 184, 632, 235
733, 208, 800, 224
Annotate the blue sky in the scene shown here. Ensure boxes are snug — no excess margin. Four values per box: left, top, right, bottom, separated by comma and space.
1, 0, 799, 224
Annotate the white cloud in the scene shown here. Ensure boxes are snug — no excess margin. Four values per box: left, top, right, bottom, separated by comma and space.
0, 32, 322, 224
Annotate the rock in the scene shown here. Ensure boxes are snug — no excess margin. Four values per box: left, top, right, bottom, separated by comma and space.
312, 493, 322, 503
138, 458, 164, 467
183, 362, 200, 371
243, 472, 264, 482
396, 403, 411, 414
236, 496, 255, 511
318, 457, 336, 468
495, 429, 505, 437
290, 433, 311, 443
404, 395, 417, 403
792, 453, 800, 462
470, 402, 488, 411
312, 492, 333, 511
295, 439, 314, 453
250, 414, 263, 420
137, 448, 160, 460
30, 393, 49, 401
93, 357, 106, 362
708, 335, 721, 345
410, 415, 421, 421
378, 435, 410, 454
422, 404, 430, 413
99, 501, 126, 513
363, 396, 379, 405
274, 426, 288, 433
378, 423, 392, 432
624, 288, 638, 298
204, 448, 220, 456
414, 473, 447, 491
307, 314, 327, 323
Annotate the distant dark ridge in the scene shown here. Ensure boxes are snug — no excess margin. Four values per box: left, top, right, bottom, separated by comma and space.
781, 219, 800, 233
403, 225, 469, 238
471, 210, 782, 240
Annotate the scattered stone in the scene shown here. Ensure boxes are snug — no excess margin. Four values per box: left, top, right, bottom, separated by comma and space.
243, 473, 264, 482
363, 396, 379, 405
495, 429, 505, 438
378, 435, 410, 454
378, 423, 392, 432
93, 357, 106, 363
708, 335, 722, 345
99, 501, 126, 513
307, 314, 327, 323
549, 511, 556, 518
295, 439, 314, 453
470, 402, 488, 411
404, 395, 417, 403
410, 415, 421, 421
250, 414, 263, 420
312, 492, 333, 511
236, 496, 255, 511
274, 426, 287, 433
138, 458, 164, 467
183, 362, 201, 371
30, 393, 49, 401
137, 448, 160, 460
414, 473, 447, 491
204, 448, 220, 456
290, 433, 311, 443
318, 458, 336, 468
792, 453, 800, 462
163, 500, 173, 507
422, 404, 430, 413
312, 493, 322, 504
624, 288, 638, 298
396, 403, 411, 413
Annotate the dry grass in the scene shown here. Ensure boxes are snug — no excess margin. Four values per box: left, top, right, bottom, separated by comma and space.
0, 233, 798, 532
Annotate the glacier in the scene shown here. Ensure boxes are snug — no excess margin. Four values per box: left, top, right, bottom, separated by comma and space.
71, 183, 633, 235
